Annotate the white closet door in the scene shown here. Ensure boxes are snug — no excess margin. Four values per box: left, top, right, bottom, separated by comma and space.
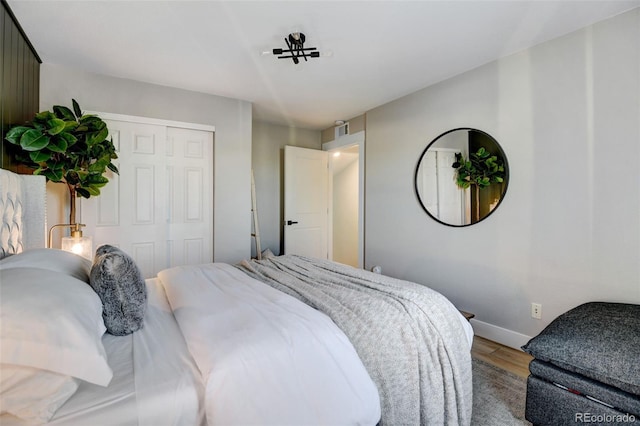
82, 120, 213, 278
165, 127, 213, 269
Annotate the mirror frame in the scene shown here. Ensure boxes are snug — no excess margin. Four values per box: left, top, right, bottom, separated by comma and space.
414, 127, 509, 227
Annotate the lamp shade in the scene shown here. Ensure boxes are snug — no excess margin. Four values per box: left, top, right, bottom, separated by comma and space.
61, 235, 93, 260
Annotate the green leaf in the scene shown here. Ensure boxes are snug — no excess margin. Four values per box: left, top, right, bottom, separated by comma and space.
88, 158, 108, 173
5, 126, 30, 144
53, 105, 76, 121
63, 121, 79, 131
76, 187, 91, 198
72, 99, 82, 118
87, 127, 109, 147
86, 174, 109, 185
34, 111, 54, 122
47, 136, 69, 153
83, 186, 101, 197
29, 151, 51, 163
57, 132, 77, 147
47, 118, 66, 135
65, 170, 80, 185
476, 147, 489, 158
20, 129, 50, 151
42, 168, 64, 182
79, 114, 100, 124
107, 163, 119, 174
45, 160, 64, 171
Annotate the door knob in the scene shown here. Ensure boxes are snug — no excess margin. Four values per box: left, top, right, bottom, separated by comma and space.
286, 220, 299, 225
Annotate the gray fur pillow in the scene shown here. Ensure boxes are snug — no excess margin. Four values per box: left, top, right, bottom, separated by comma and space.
89, 245, 147, 336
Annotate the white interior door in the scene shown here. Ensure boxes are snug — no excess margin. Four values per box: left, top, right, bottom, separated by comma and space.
284, 145, 329, 259
417, 148, 467, 225
82, 119, 213, 278
435, 149, 466, 224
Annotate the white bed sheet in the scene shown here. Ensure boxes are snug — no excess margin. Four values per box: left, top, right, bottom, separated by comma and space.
1, 279, 205, 426
458, 312, 475, 349
159, 263, 382, 426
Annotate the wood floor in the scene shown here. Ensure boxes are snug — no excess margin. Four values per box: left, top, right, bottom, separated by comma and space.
471, 336, 533, 379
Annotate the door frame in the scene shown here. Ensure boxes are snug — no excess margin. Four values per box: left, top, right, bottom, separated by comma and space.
322, 131, 365, 268
88, 112, 216, 133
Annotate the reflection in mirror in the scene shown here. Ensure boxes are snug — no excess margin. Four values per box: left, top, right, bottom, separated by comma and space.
415, 128, 509, 226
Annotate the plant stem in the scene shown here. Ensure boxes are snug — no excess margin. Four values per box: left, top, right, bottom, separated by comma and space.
67, 183, 77, 225
475, 185, 480, 221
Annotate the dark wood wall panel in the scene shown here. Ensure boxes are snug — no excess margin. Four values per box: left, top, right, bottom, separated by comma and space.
1, 0, 41, 171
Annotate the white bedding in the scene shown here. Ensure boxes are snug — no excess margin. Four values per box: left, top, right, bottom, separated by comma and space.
2, 257, 467, 425
1, 279, 205, 426
158, 262, 382, 426
238, 254, 474, 425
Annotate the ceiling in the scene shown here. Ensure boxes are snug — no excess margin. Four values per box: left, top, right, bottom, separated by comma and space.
8, 0, 639, 130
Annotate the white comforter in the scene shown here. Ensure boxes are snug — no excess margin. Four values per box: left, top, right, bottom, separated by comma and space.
158, 263, 381, 426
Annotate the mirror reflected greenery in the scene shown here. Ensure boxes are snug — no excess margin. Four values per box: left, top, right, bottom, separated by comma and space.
414, 128, 509, 226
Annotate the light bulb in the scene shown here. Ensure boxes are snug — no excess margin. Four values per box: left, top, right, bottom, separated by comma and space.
71, 243, 84, 255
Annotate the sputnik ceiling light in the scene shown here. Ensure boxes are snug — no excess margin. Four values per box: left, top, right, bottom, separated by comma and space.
272, 32, 320, 64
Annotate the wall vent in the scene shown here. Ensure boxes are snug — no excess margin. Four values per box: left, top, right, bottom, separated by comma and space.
334, 122, 349, 139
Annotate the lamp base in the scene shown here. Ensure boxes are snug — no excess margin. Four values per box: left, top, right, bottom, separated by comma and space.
61, 236, 93, 260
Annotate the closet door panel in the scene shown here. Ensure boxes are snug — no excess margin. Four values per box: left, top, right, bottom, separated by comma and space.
83, 120, 167, 278
165, 127, 213, 268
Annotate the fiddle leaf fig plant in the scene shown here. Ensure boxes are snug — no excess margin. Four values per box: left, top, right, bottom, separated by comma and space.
452, 147, 506, 221
452, 147, 505, 190
5, 99, 118, 223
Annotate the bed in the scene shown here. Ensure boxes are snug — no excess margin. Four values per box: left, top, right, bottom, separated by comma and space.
0, 168, 473, 425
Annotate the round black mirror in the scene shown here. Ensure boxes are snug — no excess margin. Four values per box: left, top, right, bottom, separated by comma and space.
415, 128, 509, 226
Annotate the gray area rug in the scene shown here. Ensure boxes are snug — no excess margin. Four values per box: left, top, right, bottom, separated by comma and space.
472, 357, 532, 425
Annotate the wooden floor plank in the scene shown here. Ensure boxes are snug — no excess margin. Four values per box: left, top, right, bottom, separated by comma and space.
471, 336, 533, 379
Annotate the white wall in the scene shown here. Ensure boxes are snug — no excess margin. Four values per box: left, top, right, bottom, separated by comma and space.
40, 63, 252, 263
365, 9, 640, 348
251, 121, 321, 256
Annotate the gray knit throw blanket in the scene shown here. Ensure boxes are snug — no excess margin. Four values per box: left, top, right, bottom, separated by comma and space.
237, 254, 472, 426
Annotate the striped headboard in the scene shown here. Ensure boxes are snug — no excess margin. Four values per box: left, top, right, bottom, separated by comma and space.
0, 169, 46, 258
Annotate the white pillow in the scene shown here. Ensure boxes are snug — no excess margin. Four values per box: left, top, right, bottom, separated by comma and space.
0, 364, 78, 423
0, 248, 92, 283
0, 267, 113, 386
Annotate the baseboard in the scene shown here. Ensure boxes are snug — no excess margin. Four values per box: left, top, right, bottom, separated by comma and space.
470, 319, 533, 351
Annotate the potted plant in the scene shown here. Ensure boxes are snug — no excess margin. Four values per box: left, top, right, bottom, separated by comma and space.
452, 147, 505, 220
5, 99, 118, 226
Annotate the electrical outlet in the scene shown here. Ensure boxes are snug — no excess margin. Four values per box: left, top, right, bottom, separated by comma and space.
531, 303, 542, 320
